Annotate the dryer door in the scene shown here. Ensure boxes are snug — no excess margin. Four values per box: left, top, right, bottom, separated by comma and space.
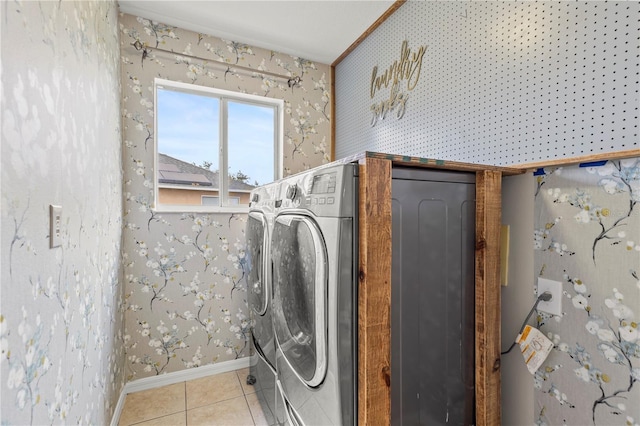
271, 214, 327, 388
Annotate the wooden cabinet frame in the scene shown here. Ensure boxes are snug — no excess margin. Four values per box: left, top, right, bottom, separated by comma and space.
355, 153, 523, 425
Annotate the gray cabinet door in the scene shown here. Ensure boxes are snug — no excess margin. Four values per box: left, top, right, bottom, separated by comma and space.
391, 168, 476, 425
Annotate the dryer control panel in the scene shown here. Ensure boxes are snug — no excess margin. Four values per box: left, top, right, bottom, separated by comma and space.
301, 171, 339, 209
277, 164, 357, 218
310, 172, 337, 194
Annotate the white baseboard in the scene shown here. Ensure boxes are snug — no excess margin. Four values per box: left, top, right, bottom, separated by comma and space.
110, 387, 128, 426
110, 357, 251, 426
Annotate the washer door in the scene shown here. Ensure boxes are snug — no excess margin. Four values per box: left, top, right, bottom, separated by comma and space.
248, 211, 277, 369
272, 214, 327, 388
247, 212, 268, 316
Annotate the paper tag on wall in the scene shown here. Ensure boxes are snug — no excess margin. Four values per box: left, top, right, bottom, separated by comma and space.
516, 325, 554, 374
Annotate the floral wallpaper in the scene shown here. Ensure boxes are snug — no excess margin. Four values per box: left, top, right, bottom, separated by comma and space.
534, 159, 640, 425
1, 1, 124, 425
118, 13, 331, 380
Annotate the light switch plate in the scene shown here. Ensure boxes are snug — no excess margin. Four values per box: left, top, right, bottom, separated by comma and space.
50, 204, 62, 248
537, 277, 562, 316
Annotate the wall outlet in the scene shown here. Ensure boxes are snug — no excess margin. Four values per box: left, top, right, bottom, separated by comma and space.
50, 204, 62, 248
537, 277, 562, 316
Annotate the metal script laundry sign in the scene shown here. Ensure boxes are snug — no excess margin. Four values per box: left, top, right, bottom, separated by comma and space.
370, 40, 426, 127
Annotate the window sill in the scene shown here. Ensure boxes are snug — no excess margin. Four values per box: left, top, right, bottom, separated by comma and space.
152, 205, 250, 214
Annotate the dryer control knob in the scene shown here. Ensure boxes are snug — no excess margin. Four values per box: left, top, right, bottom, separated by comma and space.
285, 184, 298, 200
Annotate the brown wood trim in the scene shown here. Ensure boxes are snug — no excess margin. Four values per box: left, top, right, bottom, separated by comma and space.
512, 148, 640, 171
330, 1, 405, 161
330, 65, 336, 161
474, 170, 502, 426
332, 0, 406, 68
358, 157, 392, 425
365, 151, 525, 175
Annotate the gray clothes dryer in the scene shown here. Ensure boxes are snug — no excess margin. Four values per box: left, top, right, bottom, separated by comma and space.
271, 163, 358, 426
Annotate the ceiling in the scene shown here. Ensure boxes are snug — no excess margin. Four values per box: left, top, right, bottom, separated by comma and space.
117, 1, 397, 65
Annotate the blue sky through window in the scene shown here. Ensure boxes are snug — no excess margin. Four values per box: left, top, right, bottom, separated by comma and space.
227, 101, 275, 186
157, 87, 275, 186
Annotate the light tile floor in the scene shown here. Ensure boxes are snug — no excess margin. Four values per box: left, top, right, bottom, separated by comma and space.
118, 368, 270, 426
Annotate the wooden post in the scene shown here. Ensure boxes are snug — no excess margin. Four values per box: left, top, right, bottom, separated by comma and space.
475, 170, 502, 426
358, 157, 392, 425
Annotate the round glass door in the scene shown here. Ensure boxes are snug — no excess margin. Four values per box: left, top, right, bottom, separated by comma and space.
271, 214, 327, 387
247, 212, 268, 316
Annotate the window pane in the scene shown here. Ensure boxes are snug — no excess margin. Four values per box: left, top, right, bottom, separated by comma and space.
227, 101, 275, 193
157, 87, 220, 206
201, 196, 219, 206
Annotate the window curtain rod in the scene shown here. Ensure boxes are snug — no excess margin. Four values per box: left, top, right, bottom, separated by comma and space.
128, 41, 303, 88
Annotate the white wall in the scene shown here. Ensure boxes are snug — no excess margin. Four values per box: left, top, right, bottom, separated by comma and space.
335, 1, 638, 164
1, 1, 125, 424
501, 174, 535, 425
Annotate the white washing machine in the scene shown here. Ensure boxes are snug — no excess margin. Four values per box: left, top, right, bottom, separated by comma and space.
270, 163, 359, 425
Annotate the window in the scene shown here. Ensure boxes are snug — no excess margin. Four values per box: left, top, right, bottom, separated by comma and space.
154, 78, 283, 212
201, 196, 239, 206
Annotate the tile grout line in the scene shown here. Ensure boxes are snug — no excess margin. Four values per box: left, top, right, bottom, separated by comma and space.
184, 381, 188, 426
244, 392, 258, 426
236, 369, 258, 426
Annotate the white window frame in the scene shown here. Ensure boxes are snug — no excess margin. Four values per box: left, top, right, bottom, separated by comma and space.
153, 78, 284, 213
